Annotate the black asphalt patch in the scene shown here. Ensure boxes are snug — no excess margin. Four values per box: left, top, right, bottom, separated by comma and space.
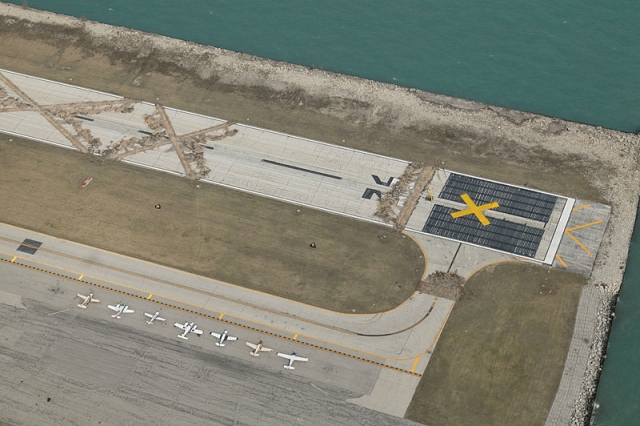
17, 238, 42, 255
440, 173, 557, 223
423, 205, 544, 258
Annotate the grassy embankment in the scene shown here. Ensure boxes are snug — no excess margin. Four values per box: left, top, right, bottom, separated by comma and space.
407, 262, 585, 426
0, 134, 424, 313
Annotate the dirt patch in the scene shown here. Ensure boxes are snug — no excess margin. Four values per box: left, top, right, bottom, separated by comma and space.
417, 271, 466, 301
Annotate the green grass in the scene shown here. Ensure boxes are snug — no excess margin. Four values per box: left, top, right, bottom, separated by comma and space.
0, 134, 424, 313
406, 262, 586, 426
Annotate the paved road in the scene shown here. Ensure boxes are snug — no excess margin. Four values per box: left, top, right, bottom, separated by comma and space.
0, 263, 421, 426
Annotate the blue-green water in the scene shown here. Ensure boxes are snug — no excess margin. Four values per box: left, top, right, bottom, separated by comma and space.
2, 1, 640, 423
3, 0, 639, 132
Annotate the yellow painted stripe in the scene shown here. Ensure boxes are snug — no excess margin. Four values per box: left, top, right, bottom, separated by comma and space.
11, 256, 17, 262
0, 256, 424, 376
78, 274, 84, 280
572, 204, 592, 211
425, 303, 454, 353
1, 249, 416, 361
555, 254, 568, 268
565, 231, 592, 256
566, 219, 603, 232
0, 231, 411, 319
218, 312, 224, 320
411, 356, 421, 373
147, 293, 153, 300
293, 333, 298, 341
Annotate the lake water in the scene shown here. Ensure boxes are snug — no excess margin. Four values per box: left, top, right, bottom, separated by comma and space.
2, 1, 639, 423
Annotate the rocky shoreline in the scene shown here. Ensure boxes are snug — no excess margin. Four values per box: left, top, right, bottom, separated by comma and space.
1, 4, 639, 425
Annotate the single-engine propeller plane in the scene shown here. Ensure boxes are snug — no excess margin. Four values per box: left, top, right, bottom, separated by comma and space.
108, 303, 134, 319
144, 312, 166, 325
277, 352, 309, 370
246, 340, 273, 357
210, 330, 238, 347
77, 293, 100, 309
174, 322, 203, 340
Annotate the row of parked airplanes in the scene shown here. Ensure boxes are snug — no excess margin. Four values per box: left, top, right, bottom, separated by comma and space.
77, 292, 309, 370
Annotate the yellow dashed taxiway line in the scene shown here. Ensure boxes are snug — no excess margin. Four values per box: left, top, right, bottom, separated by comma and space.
0, 252, 439, 377
0, 235, 368, 336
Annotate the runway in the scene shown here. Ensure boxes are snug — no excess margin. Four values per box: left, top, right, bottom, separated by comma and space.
0, 68, 611, 275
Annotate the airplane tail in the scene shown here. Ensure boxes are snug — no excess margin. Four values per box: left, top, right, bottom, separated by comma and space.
284, 365, 295, 370
250, 352, 259, 357
146, 320, 154, 325
111, 315, 120, 319
178, 334, 188, 340
77, 304, 87, 309
215, 342, 224, 347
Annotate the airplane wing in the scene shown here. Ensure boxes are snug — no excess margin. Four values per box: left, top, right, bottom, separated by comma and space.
156, 316, 166, 322
192, 329, 203, 335
174, 322, 187, 330
123, 308, 134, 314
144, 313, 154, 318
210, 332, 221, 339
277, 353, 308, 362
277, 353, 293, 360
77, 294, 87, 299
227, 336, 238, 341
259, 346, 273, 353
90, 298, 100, 303
246, 342, 258, 349
107, 305, 118, 311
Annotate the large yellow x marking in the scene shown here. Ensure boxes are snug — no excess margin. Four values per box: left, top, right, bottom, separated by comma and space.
451, 193, 499, 226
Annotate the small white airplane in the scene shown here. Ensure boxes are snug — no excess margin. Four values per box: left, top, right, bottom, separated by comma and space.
246, 340, 273, 357
174, 322, 203, 340
77, 293, 100, 308
144, 312, 166, 325
210, 330, 238, 347
277, 352, 309, 370
107, 303, 134, 319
